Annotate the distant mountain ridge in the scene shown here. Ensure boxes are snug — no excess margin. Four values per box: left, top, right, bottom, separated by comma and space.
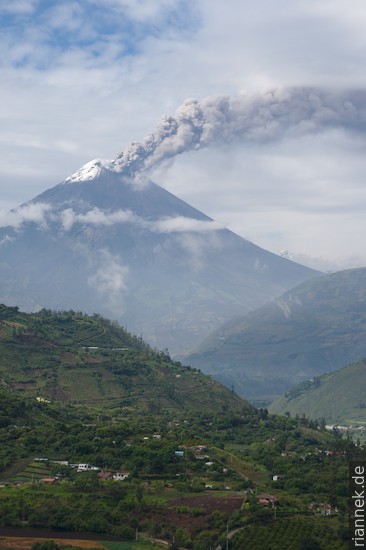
187, 268, 366, 399
0, 159, 319, 354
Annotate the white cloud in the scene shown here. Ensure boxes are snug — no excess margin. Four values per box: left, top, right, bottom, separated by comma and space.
279, 250, 366, 273
0, 194, 226, 236
44, 2, 85, 34
196, 0, 366, 89
88, 250, 129, 313
0, 202, 51, 229
153, 216, 223, 233
152, 124, 366, 264
60, 207, 138, 231
0, 0, 37, 15
59, 205, 223, 234
89, 250, 128, 295
98, 0, 188, 22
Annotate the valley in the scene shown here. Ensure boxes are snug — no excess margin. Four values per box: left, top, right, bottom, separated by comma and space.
188, 268, 366, 407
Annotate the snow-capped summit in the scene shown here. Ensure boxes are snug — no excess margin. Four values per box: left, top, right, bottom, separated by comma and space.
64, 158, 114, 184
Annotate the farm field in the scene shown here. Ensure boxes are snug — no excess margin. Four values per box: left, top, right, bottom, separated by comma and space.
0, 530, 161, 550
231, 515, 348, 549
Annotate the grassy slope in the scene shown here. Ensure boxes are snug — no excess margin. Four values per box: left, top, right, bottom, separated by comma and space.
269, 359, 366, 423
0, 305, 250, 417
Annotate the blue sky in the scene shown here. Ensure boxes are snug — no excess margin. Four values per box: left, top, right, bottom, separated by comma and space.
1, 0, 366, 270
1, 1, 199, 67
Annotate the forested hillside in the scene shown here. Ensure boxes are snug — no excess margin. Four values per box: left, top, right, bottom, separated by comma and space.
0, 385, 357, 549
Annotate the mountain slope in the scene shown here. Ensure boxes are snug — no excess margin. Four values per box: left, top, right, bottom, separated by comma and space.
187, 268, 366, 399
269, 359, 366, 424
0, 160, 319, 354
0, 304, 251, 416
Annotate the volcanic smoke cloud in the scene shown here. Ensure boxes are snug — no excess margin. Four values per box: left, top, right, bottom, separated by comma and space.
114, 87, 366, 175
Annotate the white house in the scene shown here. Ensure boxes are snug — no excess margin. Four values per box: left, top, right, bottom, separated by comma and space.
75, 464, 100, 472
77, 463, 90, 471
113, 472, 129, 481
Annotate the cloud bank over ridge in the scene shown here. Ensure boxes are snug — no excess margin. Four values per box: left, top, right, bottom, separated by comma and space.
0, 203, 224, 236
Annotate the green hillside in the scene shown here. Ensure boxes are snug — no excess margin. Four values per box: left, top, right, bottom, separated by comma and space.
0, 382, 354, 549
0, 304, 248, 416
0, 304, 362, 549
270, 358, 366, 424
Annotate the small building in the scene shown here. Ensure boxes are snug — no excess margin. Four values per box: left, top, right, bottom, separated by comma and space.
75, 463, 99, 472
309, 502, 338, 515
77, 463, 90, 471
191, 445, 208, 452
256, 493, 279, 507
36, 397, 51, 403
272, 475, 286, 482
113, 472, 129, 481
40, 477, 57, 484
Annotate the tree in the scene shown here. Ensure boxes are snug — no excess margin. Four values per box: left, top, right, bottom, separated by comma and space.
193, 530, 217, 550
175, 528, 193, 548
73, 471, 100, 490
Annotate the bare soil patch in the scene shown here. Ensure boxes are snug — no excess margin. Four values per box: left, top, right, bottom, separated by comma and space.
136, 495, 243, 536
0, 536, 104, 549
0, 528, 124, 549
168, 494, 243, 514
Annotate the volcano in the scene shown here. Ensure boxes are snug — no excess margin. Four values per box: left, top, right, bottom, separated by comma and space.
0, 159, 319, 354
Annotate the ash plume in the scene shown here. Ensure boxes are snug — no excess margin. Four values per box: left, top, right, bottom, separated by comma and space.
114, 87, 366, 175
